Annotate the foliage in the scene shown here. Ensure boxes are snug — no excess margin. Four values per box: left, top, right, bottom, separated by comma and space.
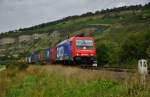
96, 43, 109, 66
119, 32, 150, 64
1, 66, 150, 97
146, 46, 150, 61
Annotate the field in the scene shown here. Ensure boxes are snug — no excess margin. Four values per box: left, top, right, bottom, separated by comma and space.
0, 65, 150, 97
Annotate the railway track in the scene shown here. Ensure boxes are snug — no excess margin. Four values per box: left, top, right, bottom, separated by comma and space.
78, 65, 150, 74
44, 62, 150, 74
80, 66, 133, 72
28, 63, 150, 75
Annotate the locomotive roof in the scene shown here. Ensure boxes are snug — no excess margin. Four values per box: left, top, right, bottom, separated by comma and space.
56, 36, 94, 46
56, 39, 70, 46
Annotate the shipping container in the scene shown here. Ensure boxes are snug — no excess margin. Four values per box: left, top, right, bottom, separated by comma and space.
56, 40, 72, 61
27, 57, 31, 64
45, 48, 51, 63
38, 51, 44, 62
31, 53, 39, 63
51, 47, 57, 63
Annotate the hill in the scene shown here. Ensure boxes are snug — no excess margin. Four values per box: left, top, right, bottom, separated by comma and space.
0, 3, 150, 68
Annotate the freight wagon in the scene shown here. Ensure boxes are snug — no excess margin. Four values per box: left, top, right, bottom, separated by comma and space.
30, 52, 39, 63
38, 50, 46, 64
45, 48, 51, 63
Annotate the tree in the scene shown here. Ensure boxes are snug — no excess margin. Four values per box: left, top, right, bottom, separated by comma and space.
120, 32, 150, 64
96, 43, 109, 66
146, 46, 150, 61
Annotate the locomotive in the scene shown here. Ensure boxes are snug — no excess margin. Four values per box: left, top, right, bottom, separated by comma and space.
27, 35, 97, 66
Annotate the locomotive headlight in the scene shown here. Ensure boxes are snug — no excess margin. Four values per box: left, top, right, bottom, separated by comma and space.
77, 53, 79, 56
90, 54, 94, 56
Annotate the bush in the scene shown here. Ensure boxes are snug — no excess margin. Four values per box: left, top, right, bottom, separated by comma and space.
120, 32, 150, 64
18, 64, 28, 70
96, 43, 109, 66
6, 60, 28, 70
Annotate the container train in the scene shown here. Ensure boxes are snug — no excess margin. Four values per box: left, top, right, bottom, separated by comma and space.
26, 36, 97, 66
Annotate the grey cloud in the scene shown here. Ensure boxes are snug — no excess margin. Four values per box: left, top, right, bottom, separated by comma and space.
0, 0, 149, 33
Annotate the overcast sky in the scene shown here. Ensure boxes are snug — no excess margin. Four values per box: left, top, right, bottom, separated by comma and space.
0, 0, 149, 33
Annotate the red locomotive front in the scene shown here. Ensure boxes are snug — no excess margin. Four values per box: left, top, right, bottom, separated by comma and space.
71, 36, 97, 65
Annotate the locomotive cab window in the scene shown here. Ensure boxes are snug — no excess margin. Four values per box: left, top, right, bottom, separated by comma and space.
76, 39, 94, 49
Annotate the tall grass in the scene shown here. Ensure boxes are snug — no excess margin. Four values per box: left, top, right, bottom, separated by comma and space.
0, 65, 149, 97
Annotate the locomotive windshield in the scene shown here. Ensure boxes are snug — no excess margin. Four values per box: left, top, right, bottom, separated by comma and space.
76, 40, 94, 49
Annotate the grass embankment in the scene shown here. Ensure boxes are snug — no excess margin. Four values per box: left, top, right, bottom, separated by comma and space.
0, 65, 150, 97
